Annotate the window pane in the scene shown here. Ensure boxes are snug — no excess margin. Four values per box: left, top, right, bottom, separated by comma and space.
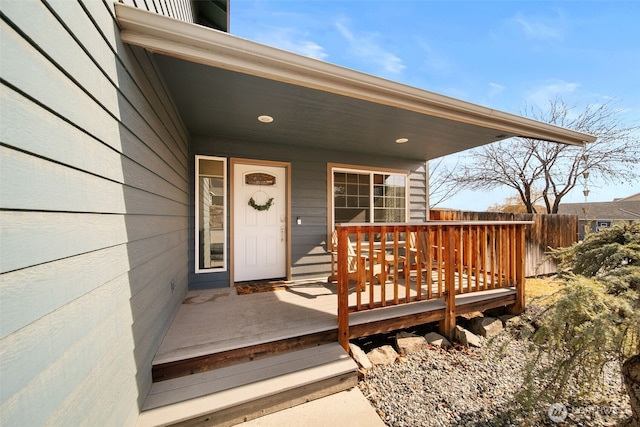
373, 173, 406, 223
333, 170, 405, 226
334, 172, 370, 224
197, 157, 226, 272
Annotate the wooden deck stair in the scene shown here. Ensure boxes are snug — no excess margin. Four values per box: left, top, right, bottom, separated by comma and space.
137, 343, 358, 427
152, 330, 338, 382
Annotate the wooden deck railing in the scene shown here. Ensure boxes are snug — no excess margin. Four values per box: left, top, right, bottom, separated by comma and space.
336, 222, 530, 351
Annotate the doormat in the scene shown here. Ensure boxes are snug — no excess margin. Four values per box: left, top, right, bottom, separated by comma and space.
236, 281, 289, 295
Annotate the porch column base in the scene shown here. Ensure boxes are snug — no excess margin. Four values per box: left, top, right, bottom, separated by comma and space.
506, 302, 524, 315
438, 318, 456, 341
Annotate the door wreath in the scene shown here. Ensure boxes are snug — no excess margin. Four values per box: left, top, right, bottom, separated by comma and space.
248, 190, 274, 211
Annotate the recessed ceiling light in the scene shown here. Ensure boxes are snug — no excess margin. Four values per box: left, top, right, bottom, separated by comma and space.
395, 137, 409, 144
258, 115, 274, 123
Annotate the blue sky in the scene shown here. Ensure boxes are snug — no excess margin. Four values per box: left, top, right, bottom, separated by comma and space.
230, 1, 640, 209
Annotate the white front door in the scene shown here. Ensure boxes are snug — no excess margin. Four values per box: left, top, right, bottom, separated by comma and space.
233, 162, 288, 282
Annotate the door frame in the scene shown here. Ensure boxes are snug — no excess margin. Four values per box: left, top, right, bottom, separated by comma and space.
230, 158, 292, 286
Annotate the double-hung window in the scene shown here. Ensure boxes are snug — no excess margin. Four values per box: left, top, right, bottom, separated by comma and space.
331, 165, 408, 228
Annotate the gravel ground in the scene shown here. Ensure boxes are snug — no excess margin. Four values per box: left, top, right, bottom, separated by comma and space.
358, 329, 632, 427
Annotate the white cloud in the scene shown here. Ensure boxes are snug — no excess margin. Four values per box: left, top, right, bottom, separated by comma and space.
526, 80, 581, 107
255, 28, 328, 60
489, 83, 505, 98
511, 12, 563, 41
334, 19, 405, 76
335, 21, 354, 43
292, 40, 328, 60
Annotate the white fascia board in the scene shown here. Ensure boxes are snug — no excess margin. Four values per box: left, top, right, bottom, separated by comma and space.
115, 3, 596, 146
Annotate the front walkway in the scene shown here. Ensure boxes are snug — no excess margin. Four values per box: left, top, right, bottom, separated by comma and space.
234, 387, 386, 427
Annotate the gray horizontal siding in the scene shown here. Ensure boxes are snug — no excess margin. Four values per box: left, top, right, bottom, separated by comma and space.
1, 1, 189, 425
190, 136, 428, 288
120, 0, 195, 22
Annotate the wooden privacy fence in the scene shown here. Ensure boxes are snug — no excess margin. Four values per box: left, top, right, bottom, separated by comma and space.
336, 222, 530, 351
430, 210, 579, 276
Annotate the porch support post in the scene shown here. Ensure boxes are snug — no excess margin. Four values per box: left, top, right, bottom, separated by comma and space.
508, 224, 526, 314
337, 226, 350, 351
439, 226, 457, 340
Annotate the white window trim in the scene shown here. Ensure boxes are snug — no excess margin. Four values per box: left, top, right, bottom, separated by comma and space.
330, 165, 409, 230
195, 155, 227, 273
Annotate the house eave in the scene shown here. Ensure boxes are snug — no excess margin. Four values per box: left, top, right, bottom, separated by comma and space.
115, 3, 596, 148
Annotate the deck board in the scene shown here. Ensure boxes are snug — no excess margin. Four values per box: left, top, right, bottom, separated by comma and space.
145, 343, 354, 409
153, 281, 338, 365
154, 278, 517, 366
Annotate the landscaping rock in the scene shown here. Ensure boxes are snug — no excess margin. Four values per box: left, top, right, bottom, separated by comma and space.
359, 332, 631, 426
498, 313, 516, 326
484, 306, 506, 317
455, 325, 482, 348
498, 314, 536, 338
395, 331, 428, 355
424, 332, 451, 348
499, 314, 527, 329
469, 316, 503, 338
367, 345, 398, 365
349, 343, 372, 370
458, 311, 484, 322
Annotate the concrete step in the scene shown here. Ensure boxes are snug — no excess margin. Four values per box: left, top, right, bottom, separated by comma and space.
137, 343, 358, 427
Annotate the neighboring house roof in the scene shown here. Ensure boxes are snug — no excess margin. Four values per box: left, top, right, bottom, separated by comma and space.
615, 193, 640, 202
115, 4, 595, 161
558, 199, 640, 220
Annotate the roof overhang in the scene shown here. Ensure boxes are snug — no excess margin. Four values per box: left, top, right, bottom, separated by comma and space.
115, 4, 596, 161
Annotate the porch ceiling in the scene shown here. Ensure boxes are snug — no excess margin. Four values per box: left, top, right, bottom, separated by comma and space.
116, 4, 596, 161
154, 54, 512, 160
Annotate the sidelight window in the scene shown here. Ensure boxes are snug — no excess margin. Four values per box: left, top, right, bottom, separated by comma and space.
196, 156, 227, 273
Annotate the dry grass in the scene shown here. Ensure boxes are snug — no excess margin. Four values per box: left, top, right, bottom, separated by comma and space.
525, 276, 564, 307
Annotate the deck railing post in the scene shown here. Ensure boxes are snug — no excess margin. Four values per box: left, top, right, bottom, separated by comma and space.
439, 225, 457, 340
508, 224, 526, 314
337, 226, 350, 351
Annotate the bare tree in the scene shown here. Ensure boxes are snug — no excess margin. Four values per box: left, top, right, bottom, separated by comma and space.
428, 157, 459, 208
453, 98, 640, 213
487, 193, 546, 213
